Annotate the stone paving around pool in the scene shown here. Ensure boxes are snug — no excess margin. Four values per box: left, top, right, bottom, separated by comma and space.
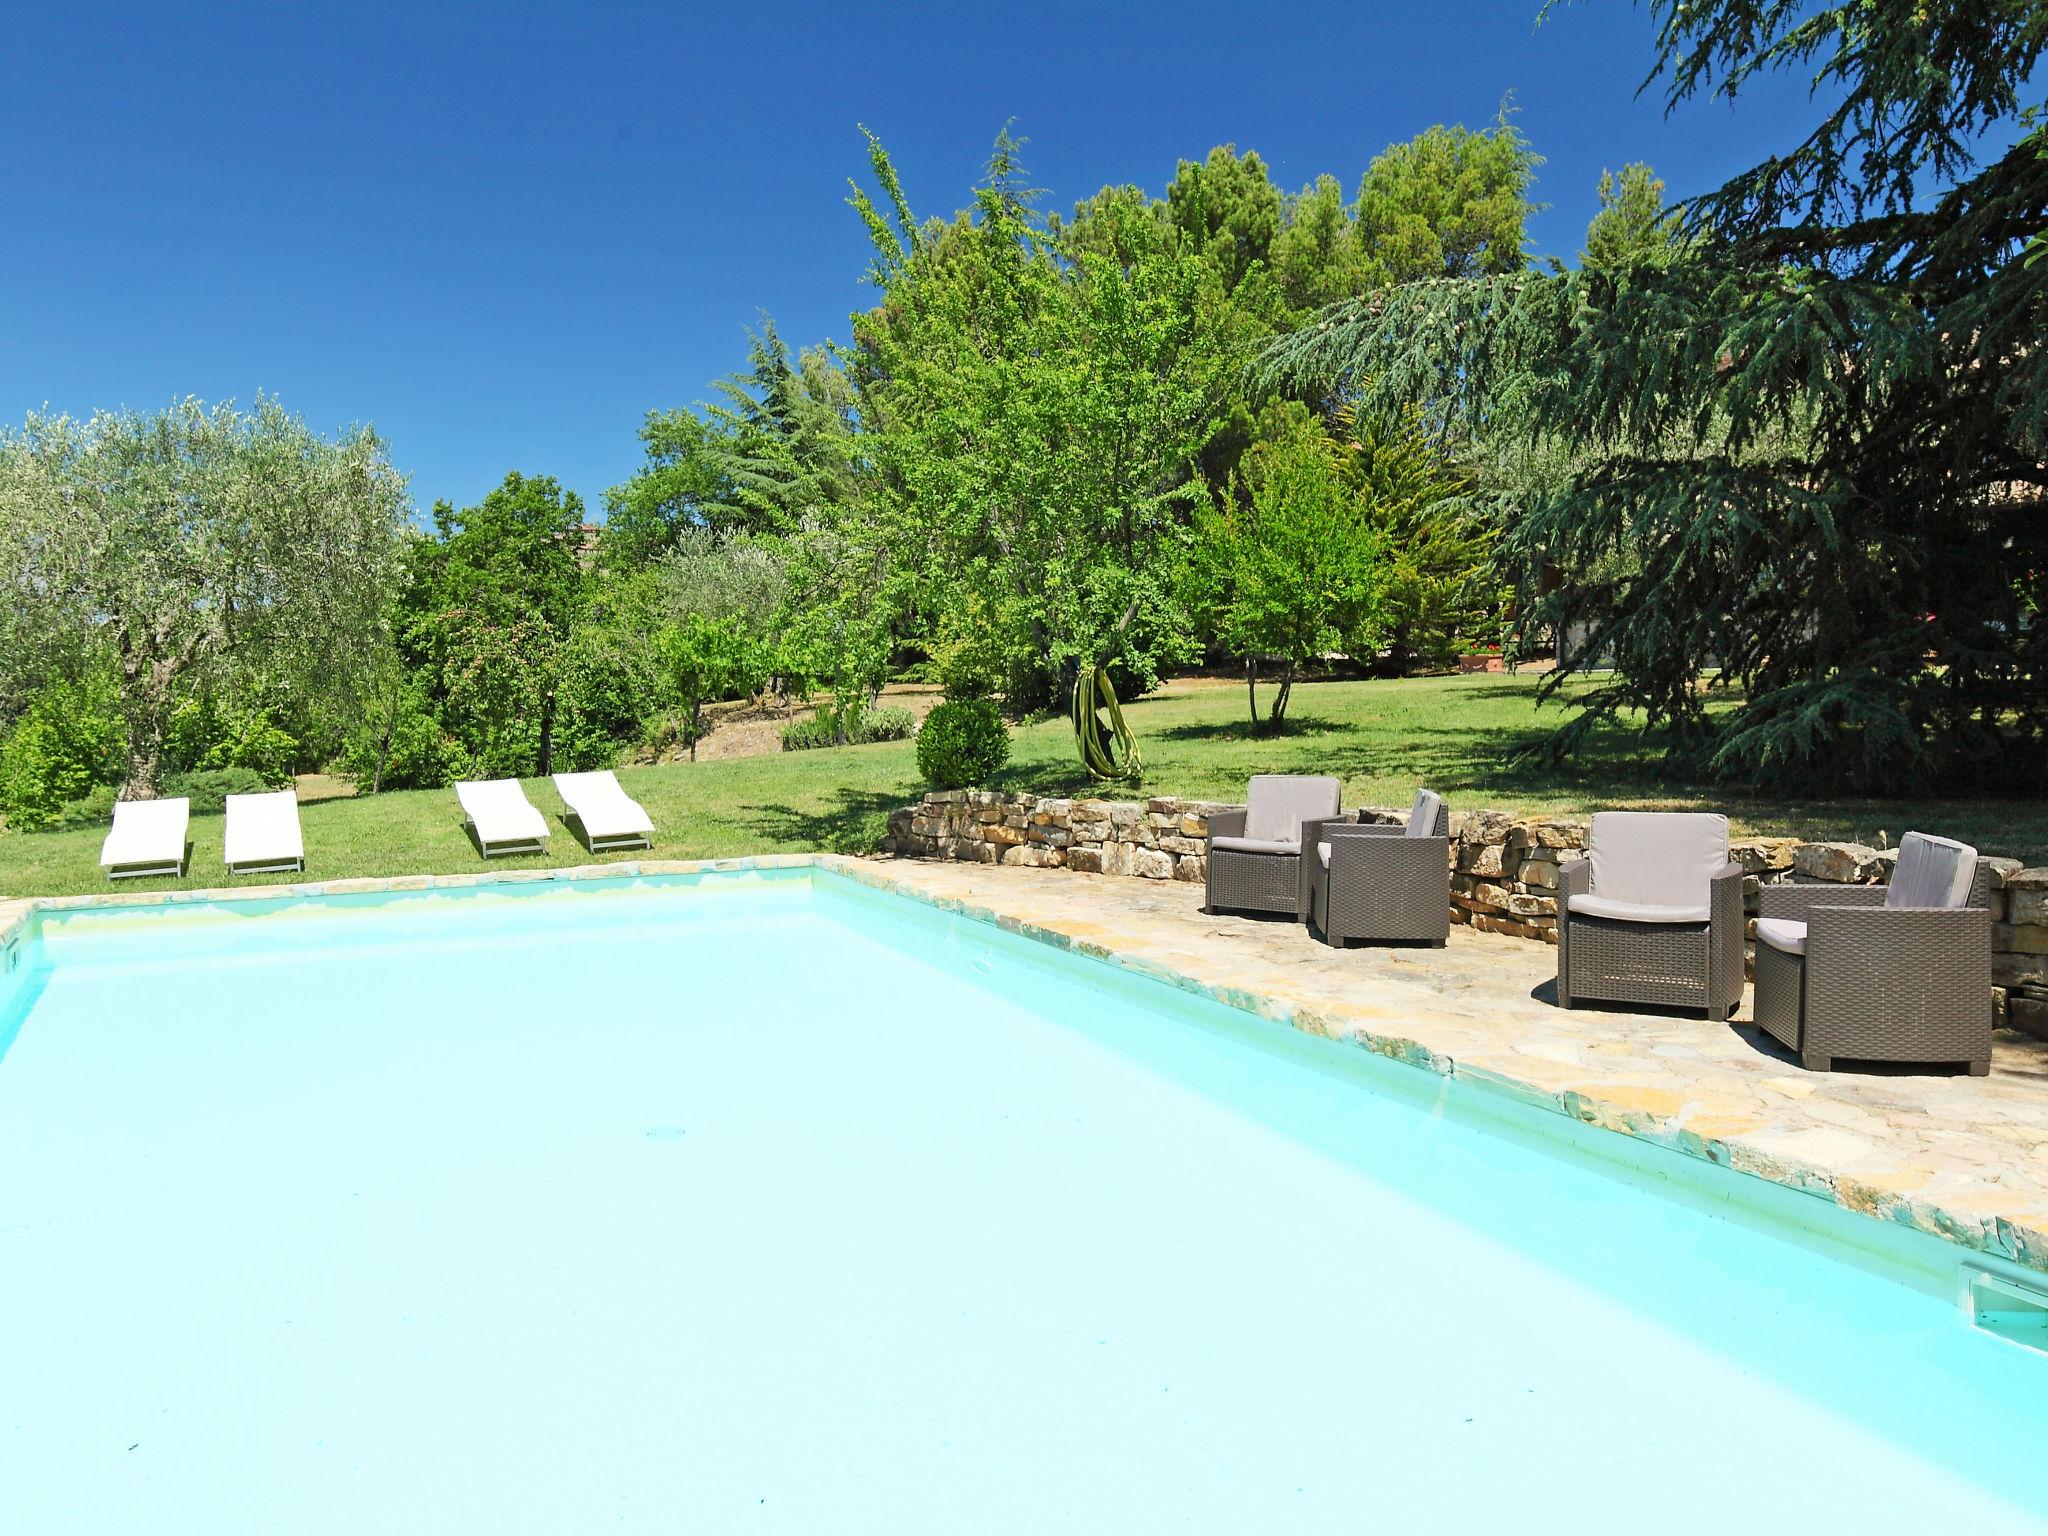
834, 856, 2048, 1277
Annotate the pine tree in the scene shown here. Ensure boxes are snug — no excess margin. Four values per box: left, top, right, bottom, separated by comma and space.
1260, 0, 2048, 793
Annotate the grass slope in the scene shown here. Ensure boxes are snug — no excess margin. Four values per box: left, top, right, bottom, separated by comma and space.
5, 673, 2043, 899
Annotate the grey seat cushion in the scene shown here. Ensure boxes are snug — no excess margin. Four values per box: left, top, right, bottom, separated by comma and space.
1243, 775, 1342, 844
1212, 835, 1300, 858
1886, 832, 1977, 909
1316, 841, 1332, 867
1755, 917, 1809, 956
1587, 811, 1729, 915
1568, 892, 1712, 924
1406, 787, 1445, 838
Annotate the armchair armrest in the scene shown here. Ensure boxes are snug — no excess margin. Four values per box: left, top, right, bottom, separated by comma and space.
1557, 857, 1590, 907
1710, 860, 1745, 1010
1297, 814, 1353, 916
1327, 822, 1408, 838
1205, 807, 1248, 847
1802, 904, 1994, 1067
1756, 883, 1887, 920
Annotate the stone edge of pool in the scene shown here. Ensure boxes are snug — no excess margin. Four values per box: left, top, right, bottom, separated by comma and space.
4, 851, 2043, 1280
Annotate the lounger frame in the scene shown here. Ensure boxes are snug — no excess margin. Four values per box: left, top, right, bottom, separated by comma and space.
104, 853, 188, 881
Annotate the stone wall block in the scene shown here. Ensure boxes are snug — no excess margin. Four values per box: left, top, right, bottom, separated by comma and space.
1526, 818, 1589, 851
2009, 888, 2048, 929
1133, 848, 1175, 880
1731, 837, 1800, 874
1791, 842, 1883, 883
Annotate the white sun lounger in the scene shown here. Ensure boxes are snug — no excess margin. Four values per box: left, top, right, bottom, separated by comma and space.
456, 778, 551, 858
99, 796, 191, 880
223, 789, 305, 874
553, 770, 655, 852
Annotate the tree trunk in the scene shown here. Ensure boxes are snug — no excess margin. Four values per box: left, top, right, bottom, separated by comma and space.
1269, 659, 1297, 733
119, 657, 180, 799
1244, 655, 1259, 730
122, 734, 166, 801
536, 689, 556, 777
370, 683, 398, 795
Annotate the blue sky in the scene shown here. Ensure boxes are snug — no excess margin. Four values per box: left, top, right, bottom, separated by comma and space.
2, 0, 1819, 517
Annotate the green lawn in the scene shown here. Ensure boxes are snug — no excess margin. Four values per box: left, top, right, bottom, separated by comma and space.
5, 672, 2043, 899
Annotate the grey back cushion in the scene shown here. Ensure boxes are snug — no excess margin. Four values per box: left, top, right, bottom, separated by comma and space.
1407, 787, 1445, 838
1244, 775, 1342, 844
1588, 811, 1729, 908
1886, 832, 1977, 909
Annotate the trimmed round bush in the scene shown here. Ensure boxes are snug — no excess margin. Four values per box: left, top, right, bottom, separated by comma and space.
915, 698, 1010, 789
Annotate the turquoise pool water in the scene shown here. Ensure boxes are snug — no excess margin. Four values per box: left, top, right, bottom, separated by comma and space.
1, 868, 2043, 1533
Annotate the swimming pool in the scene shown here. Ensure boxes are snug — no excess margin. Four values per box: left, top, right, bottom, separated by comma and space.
1, 865, 2043, 1533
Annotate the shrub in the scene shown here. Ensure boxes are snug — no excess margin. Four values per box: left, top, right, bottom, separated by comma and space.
0, 675, 126, 831
338, 688, 460, 792
781, 704, 917, 752
161, 766, 272, 814
915, 698, 1010, 788
165, 695, 298, 786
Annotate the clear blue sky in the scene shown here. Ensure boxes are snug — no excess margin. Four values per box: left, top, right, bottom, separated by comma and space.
2, 0, 1817, 518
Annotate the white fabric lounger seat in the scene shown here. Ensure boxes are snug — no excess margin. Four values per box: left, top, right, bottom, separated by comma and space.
99, 796, 191, 880
223, 790, 305, 874
552, 771, 654, 852
455, 778, 551, 858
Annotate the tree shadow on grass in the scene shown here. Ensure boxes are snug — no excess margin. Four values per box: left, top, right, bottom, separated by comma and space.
1153, 713, 1348, 744
739, 789, 904, 854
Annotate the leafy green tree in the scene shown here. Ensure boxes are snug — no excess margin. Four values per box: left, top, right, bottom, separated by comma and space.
0, 672, 126, 830
1260, 1, 2048, 793
601, 409, 736, 568
0, 398, 407, 797
1056, 183, 1176, 268
1354, 114, 1541, 288
436, 612, 558, 779
1581, 162, 1685, 270
401, 472, 592, 776
1166, 145, 1284, 291
657, 614, 762, 761
1190, 408, 1388, 731
1272, 174, 1366, 313
847, 129, 1277, 724
1336, 407, 1497, 671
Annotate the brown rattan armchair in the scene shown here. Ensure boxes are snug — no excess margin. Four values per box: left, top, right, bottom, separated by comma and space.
1556, 811, 1745, 1019
1204, 775, 1343, 919
1753, 832, 1993, 1074
1301, 788, 1451, 947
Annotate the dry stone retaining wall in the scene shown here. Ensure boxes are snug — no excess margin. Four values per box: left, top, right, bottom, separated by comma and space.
884, 790, 2048, 1042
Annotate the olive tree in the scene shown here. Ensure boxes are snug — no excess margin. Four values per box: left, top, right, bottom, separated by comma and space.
0, 398, 409, 797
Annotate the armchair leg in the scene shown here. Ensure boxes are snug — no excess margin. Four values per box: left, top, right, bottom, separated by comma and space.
1969, 1057, 1991, 1077
1801, 1049, 1832, 1073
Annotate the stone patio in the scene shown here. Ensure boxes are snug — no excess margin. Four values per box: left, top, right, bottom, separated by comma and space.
835, 856, 2048, 1275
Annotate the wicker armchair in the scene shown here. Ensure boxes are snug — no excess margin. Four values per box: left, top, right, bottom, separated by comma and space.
1301, 788, 1451, 947
1556, 811, 1745, 1019
1753, 832, 1993, 1074
1204, 775, 1343, 919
